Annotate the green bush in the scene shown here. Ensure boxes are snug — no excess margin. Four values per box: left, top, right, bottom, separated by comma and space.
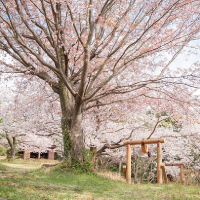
54, 153, 62, 161
58, 149, 95, 174
107, 163, 119, 172
0, 145, 6, 156
71, 149, 94, 174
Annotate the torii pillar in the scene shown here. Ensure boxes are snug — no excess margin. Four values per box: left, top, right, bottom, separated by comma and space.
157, 140, 162, 184
126, 142, 131, 184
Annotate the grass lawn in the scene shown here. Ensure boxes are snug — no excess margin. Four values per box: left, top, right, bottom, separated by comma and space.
0, 157, 199, 200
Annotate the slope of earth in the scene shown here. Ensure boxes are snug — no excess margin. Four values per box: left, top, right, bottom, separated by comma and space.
0, 158, 199, 200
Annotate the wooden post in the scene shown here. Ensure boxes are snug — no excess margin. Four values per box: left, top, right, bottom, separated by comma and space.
48, 151, 55, 160
180, 164, 185, 185
157, 142, 162, 184
161, 164, 167, 183
126, 143, 131, 184
123, 165, 126, 176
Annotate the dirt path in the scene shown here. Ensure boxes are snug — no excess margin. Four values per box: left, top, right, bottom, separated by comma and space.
1, 163, 40, 170
0, 157, 60, 172
0, 156, 6, 160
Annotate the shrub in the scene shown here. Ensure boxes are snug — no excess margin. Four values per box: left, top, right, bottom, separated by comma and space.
54, 153, 63, 161
59, 149, 95, 174
107, 163, 119, 172
71, 149, 94, 174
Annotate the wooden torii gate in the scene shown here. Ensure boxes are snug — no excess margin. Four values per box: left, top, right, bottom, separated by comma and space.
123, 138, 165, 184
164, 163, 185, 185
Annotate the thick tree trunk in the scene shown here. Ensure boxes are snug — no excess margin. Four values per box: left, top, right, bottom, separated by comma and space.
59, 83, 73, 159
59, 82, 84, 161
70, 109, 84, 160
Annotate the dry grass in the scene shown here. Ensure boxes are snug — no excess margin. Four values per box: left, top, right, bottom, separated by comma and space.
1, 163, 40, 170
184, 169, 200, 186
12, 157, 59, 167
0, 156, 6, 160
0, 156, 60, 172
98, 171, 126, 182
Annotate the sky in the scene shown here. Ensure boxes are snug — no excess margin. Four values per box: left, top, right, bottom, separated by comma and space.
171, 53, 199, 69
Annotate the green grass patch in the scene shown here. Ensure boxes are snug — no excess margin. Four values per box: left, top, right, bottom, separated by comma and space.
0, 163, 7, 172
0, 159, 200, 199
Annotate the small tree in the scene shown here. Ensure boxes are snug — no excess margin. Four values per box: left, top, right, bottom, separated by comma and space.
4, 131, 25, 161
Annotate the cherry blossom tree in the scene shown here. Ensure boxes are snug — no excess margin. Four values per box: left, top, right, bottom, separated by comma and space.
0, 0, 200, 161
0, 80, 63, 160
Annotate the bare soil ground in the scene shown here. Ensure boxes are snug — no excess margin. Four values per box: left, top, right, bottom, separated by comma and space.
1, 163, 40, 169
0, 156, 59, 171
